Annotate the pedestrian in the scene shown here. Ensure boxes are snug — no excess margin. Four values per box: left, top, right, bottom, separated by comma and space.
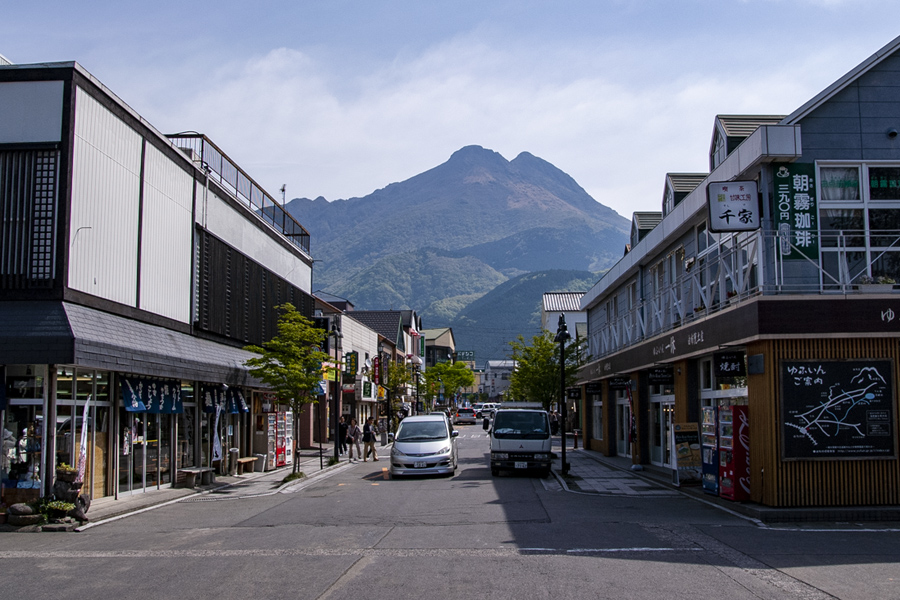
549, 410, 559, 435
346, 418, 362, 461
362, 417, 379, 462
338, 416, 348, 456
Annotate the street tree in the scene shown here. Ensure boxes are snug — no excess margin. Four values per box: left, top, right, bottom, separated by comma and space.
243, 303, 331, 473
382, 359, 413, 433
424, 361, 475, 407
507, 330, 588, 411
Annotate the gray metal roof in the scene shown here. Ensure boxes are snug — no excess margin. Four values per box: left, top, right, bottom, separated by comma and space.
632, 212, 663, 231
346, 310, 403, 346
0, 301, 261, 385
666, 173, 708, 194
542, 292, 585, 312
716, 115, 786, 137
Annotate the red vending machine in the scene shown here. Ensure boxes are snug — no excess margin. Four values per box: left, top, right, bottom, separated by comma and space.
718, 406, 750, 501
275, 412, 287, 467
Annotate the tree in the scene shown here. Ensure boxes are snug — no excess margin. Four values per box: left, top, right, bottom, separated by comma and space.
507, 330, 588, 411
424, 361, 476, 407
382, 360, 413, 432
243, 303, 331, 473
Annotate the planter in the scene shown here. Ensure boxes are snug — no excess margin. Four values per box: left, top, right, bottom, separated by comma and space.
858, 284, 895, 293
55, 469, 79, 483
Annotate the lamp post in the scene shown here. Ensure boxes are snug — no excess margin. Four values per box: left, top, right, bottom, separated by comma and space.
330, 319, 343, 462
554, 314, 572, 475
410, 355, 423, 415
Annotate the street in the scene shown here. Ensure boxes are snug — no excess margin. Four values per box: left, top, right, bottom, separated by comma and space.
2, 427, 899, 600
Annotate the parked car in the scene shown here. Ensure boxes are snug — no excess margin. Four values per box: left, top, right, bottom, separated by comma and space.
390, 414, 459, 477
453, 407, 477, 425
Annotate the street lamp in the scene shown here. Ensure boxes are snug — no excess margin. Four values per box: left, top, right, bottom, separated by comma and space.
554, 314, 571, 475
409, 355, 423, 414
329, 319, 343, 462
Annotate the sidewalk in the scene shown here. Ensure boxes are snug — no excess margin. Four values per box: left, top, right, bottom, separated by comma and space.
552, 436, 900, 524
80, 446, 381, 527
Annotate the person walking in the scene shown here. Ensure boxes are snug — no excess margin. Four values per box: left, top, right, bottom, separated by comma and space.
346, 418, 362, 462
338, 416, 348, 456
362, 417, 379, 462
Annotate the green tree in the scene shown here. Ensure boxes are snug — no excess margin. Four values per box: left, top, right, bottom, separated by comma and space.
424, 361, 476, 407
243, 303, 331, 473
507, 330, 588, 411
382, 359, 416, 432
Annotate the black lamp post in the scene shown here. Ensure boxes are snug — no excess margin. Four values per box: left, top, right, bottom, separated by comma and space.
554, 314, 571, 475
330, 319, 343, 462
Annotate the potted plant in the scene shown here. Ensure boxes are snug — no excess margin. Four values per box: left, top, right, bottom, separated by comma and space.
55, 462, 79, 483
857, 275, 896, 293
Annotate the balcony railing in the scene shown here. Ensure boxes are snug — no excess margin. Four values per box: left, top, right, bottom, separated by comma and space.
590, 230, 900, 359
167, 133, 311, 255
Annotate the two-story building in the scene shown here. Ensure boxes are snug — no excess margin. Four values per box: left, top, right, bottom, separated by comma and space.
577, 34, 900, 508
0, 60, 315, 505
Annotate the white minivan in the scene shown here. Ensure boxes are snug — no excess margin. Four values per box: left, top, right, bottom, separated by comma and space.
390, 414, 459, 477
483, 409, 552, 477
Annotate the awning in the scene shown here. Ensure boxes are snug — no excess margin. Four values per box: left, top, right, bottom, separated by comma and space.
0, 301, 261, 385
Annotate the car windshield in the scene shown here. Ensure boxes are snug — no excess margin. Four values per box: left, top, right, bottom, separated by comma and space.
492, 412, 550, 439
396, 421, 448, 441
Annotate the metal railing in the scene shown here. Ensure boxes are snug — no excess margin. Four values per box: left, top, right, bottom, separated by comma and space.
591, 230, 900, 359
167, 133, 311, 255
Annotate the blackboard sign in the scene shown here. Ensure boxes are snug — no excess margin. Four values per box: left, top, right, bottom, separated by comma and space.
586, 382, 603, 395
781, 360, 896, 460
715, 352, 746, 377
566, 388, 582, 400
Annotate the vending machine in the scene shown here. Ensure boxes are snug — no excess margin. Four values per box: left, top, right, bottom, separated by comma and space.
700, 406, 718, 495
717, 405, 750, 501
254, 410, 293, 470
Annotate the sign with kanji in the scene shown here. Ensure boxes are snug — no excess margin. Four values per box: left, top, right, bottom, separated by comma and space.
714, 352, 746, 377
707, 181, 760, 232
773, 163, 818, 260
344, 351, 358, 376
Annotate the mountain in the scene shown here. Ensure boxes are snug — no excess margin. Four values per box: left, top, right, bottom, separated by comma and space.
285, 145, 630, 362
449, 270, 598, 362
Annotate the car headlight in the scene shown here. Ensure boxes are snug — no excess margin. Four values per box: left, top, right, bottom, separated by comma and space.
391, 447, 403, 457
438, 446, 451, 455
533, 453, 549, 460
493, 452, 508, 460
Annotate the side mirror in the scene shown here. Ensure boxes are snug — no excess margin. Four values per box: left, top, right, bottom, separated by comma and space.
482, 418, 490, 431
451, 430, 459, 438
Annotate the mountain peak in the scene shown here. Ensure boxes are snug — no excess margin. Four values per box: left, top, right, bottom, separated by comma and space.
447, 145, 509, 168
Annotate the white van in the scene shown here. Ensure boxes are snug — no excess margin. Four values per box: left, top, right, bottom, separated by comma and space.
483, 409, 552, 477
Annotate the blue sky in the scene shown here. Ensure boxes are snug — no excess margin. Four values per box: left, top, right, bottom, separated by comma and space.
2, 1, 899, 218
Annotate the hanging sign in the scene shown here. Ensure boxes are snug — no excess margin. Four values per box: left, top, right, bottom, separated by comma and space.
714, 352, 746, 377
648, 367, 674, 385
707, 181, 760, 232
773, 163, 818, 260
608, 376, 631, 390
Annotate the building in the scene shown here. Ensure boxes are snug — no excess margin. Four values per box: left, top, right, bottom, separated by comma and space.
422, 327, 456, 367
482, 360, 515, 402
541, 292, 587, 340
577, 34, 900, 508
0, 60, 315, 505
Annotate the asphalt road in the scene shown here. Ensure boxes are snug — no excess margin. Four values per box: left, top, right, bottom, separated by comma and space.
2, 427, 899, 599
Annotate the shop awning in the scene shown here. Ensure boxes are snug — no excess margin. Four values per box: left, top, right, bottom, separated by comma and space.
0, 301, 261, 385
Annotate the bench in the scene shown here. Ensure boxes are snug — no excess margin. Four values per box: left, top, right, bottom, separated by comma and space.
236, 456, 258, 475
178, 467, 215, 488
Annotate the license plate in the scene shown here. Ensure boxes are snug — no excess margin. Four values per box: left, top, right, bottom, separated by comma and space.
514, 461, 528, 469
414, 461, 427, 468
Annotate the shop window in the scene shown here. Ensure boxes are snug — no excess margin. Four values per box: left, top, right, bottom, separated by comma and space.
820, 166, 861, 201
700, 359, 713, 391
592, 398, 603, 441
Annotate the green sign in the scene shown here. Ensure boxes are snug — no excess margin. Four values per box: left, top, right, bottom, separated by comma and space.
456, 350, 475, 362
773, 163, 818, 260
344, 351, 358, 376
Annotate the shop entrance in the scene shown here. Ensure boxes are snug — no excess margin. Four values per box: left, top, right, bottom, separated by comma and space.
118, 410, 172, 495
615, 390, 632, 458
651, 400, 675, 468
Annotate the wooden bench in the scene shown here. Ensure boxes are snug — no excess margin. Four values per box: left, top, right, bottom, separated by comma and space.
236, 456, 258, 475
178, 467, 215, 488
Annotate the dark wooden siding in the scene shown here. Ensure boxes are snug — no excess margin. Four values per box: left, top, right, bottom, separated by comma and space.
196, 228, 312, 346
749, 338, 900, 507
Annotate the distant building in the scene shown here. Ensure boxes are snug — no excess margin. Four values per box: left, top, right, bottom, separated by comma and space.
482, 360, 515, 402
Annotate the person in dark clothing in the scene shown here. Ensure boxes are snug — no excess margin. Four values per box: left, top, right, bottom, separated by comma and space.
338, 416, 348, 456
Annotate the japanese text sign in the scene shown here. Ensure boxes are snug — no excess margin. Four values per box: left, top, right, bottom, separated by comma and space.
774, 163, 818, 260
707, 180, 760, 232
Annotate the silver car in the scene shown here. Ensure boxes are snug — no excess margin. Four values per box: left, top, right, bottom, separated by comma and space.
390, 415, 459, 477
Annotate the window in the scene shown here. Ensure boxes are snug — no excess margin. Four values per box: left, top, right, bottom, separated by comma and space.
818, 162, 900, 284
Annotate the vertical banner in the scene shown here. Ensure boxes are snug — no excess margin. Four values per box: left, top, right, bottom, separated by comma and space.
212, 406, 223, 462
773, 163, 818, 260
77, 394, 92, 482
